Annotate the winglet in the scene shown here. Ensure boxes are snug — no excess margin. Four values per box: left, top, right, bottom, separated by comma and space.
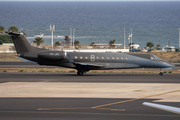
67, 53, 74, 63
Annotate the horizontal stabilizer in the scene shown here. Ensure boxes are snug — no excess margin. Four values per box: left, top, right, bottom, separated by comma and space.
5, 31, 21, 36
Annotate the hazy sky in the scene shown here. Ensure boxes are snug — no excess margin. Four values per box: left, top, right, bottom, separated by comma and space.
1, 0, 180, 1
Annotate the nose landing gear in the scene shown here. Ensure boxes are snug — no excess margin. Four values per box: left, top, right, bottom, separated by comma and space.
159, 68, 164, 76
159, 72, 163, 76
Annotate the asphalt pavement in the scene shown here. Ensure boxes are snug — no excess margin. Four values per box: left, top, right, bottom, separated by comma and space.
0, 98, 180, 120
0, 72, 180, 83
0, 61, 180, 68
0, 73, 180, 120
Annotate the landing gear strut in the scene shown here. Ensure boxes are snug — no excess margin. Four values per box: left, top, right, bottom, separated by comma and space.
77, 69, 88, 76
159, 72, 163, 76
77, 70, 84, 76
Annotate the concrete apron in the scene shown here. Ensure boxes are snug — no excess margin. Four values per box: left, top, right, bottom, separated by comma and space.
0, 82, 180, 102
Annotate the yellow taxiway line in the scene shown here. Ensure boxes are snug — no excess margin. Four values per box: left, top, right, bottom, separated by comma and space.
92, 89, 180, 108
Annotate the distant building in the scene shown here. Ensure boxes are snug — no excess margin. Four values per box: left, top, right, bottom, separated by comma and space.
93, 43, 122, 48
163, 46, 175, 52
2, 43, 14, 46
130, 44, 139, 49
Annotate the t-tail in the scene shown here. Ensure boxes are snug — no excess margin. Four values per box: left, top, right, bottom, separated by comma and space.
5, 31, 47, 63
5, 31, 44, 54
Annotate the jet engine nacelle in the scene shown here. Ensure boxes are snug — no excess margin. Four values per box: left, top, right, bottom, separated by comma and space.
38, 51, 67, 60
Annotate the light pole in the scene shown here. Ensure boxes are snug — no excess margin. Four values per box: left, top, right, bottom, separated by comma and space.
123, 28, 126, 49
70, 28, 72, 46
178, 28, 180, 48
128, 33, 130, 44
50, 25, 55, 49
130, 29, 132, 52
73, 29, 75, 49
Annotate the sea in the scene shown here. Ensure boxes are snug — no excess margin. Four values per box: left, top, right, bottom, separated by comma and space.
0, 1, 180, 48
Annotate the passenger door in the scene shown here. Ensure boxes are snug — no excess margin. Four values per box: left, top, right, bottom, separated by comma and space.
90, 55, 95, 62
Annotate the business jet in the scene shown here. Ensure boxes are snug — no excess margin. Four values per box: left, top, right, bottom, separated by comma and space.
6, 31, 175, 76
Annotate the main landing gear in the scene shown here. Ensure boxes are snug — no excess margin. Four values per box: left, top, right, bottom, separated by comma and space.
159, 72, 163, 76
77, 70, 84, 76
77, 69, 89, 76
77, 70, 86, 76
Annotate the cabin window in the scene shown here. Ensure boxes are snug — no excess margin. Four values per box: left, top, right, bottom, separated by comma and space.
85, 57, 88, 59
117, 57, 119, 59
107, 57, 109, 59
126, 57, 128, 59
112, 57, 114, 59
96, 56, 99, 59
80, 56, 83, 59
102, 56, 104, 59
121, 57, 124, 59
75, 56, 77, 59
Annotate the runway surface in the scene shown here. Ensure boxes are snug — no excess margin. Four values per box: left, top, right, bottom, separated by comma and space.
0, 73, 180, 120
0, 98, 180, 120
0, 61, 56, 68
0, 61, 180, 68
0, 72, 180, 83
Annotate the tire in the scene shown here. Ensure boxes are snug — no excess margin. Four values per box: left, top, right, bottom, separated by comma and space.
159, 72, 163, 76
77, 70, 84, 76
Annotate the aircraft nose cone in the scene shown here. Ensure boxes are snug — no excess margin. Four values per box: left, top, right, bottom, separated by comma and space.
165, 61, 175, 67
170, 63, 175, 67
158, 59, 175, 68
165, 62, 175, 68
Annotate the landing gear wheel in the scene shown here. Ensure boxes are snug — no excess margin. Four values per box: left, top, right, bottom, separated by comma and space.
77, 70, 84, 76
159, 72, 163, 76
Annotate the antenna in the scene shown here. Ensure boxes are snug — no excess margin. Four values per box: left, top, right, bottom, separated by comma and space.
130, 29, 132, 52
70, 28, 72, 46
178, 28, 180, 48
73, 29, 75, 49
123, 28, 126, 49
50, 25, 55, 48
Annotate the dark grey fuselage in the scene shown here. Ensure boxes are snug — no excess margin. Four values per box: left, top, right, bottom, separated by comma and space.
22, 51, 174, 70
6, 31, 174, 75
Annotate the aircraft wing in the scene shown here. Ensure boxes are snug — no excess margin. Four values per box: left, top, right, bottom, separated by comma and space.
67, 53, 105, 69
143, 102, 180, 114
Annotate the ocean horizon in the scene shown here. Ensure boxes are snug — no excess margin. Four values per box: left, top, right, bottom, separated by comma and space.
0, 1, 180, 47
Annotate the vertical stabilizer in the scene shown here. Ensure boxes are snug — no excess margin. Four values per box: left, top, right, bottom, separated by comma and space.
6, 31, 43, 54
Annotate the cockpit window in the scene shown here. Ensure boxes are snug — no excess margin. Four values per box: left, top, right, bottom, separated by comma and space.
151, 55, 159, 60
154, 55, 159, 59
